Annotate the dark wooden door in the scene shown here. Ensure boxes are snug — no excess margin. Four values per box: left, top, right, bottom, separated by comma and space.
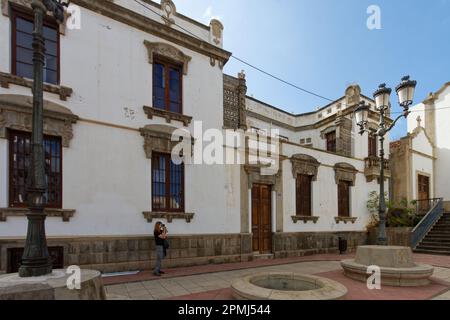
296, 174, 312, 216
338, 181, 351, 217
251, 184, 272, 253
418, 175, 430, 212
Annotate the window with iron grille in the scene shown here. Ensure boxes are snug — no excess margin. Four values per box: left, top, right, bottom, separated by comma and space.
152, 153, 184, 212
8, 130, 62, 208
11, 5, 60, 84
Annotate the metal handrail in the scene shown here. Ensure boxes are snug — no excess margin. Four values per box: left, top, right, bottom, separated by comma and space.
411, 198, 444, 248
414, 198, 442, 216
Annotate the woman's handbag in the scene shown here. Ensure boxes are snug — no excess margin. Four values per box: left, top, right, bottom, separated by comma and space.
163, 239, 170, 249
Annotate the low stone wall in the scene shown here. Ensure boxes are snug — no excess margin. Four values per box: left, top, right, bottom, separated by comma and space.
367, 227, 412, 247
0, 233, 253, 274
273, 231, 367, 258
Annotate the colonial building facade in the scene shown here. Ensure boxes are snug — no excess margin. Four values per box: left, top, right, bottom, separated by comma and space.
0, 0, 390, 273
391, 82, 450, 208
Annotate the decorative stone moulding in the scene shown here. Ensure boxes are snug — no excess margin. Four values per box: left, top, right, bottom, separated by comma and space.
160, 0, 176, 26
0, 94, 78, 147
244, 164, 281, 192
143, 106, 192, 127
143, 211, 194, 223
139, 124, 194, 159
0, 208, 76, 222
2, 0, 69, 34
0, 72, 73, 101
210, 19, 224, 47
143, 40, 191, 75
290, 154, 320, 180
334, 217, 357, 224
291, 216, 319, 224
223, 73, 247, 130
334, 162, 357, 186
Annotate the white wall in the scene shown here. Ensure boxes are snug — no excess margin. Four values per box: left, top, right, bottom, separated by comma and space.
0, 4, 237, 237
281, 143, 386, 233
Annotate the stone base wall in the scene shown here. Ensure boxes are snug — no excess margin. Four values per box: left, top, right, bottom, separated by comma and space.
273, 231, 367, 258
0, 234, 253, 274
367, 227, 412, 247
0, 231, 368, 274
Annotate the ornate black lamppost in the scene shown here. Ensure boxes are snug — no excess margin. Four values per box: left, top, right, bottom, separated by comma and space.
19, 0, 70, 278
354, 76, 417, 246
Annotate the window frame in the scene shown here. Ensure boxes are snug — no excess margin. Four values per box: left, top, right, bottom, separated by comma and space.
152, 55, 183, 114
10, 4, 61, 85
368, 134, 377, 157
337, 180, 351, 217
296, 174, 312, 216
151, 152, 185, 213
325, 131, 336, 152
8, 129, 63, 209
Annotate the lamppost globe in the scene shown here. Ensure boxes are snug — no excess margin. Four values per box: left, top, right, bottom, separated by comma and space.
396, 75, 417, 109
354, 102, 370, 129
373, 83, 392, 111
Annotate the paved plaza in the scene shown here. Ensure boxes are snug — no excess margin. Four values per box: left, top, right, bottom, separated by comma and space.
104, 253, 450, 300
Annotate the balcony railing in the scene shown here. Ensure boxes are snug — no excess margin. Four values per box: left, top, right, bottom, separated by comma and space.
364, 156, 390, 182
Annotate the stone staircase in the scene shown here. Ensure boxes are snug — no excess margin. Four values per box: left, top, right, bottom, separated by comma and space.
414, 212, 450, 255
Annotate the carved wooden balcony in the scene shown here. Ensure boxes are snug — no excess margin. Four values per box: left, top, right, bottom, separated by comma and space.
364, 156, 390, 183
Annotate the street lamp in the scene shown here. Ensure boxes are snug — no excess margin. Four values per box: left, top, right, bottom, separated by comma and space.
355, 76, 417, 246
19, 0, 70, 278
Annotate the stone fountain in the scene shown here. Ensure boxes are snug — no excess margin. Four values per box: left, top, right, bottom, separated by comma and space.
341, 246, 434, 286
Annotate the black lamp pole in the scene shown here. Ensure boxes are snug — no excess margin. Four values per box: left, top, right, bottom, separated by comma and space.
19, 0, 69, 278
355, 77, 417, 246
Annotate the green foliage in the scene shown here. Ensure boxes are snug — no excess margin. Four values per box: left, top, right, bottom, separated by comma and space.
366, 192, 418, 229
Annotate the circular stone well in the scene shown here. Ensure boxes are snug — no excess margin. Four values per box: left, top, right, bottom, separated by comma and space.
231, 272, 347, 300
341, 245, 434, 287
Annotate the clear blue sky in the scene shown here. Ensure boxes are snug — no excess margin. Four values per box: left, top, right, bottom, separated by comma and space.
173, 0, 450, 139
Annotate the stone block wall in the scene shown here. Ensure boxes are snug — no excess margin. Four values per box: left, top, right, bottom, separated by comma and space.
368, 227, 412, 247
273, 231, 367, 258
0, 233, 253, 274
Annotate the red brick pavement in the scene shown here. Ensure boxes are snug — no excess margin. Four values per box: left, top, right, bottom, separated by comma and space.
166, 270, 450, 301
103, 253, 450, 286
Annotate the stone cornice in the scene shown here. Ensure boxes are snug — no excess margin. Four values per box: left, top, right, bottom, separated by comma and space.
70, 0, 231, 66
0, 72, 73, 101
143, 106, 192, 126
143, 211, 194, 223
291, 216, 319, 224
0, 208, 75, 222
0, 94, 79, 147
246, 107, 391, 133
334, 217, 357, 224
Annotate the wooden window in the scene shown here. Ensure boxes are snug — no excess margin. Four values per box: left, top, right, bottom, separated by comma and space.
296, 174, 312, 216
326, 131, 336, 152
338, 181, 351, 217
152, 153, 184, 212
8, 130, 62, 208
11, 5, 60, 85
152, 57, 182, 114
368, 134, 377, 157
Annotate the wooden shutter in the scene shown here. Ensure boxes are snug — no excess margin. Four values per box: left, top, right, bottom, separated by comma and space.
296, 174, 312, 216
338, 181, 350, 217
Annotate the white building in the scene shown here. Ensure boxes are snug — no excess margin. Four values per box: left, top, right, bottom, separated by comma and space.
391, 82, 450, 207
0, 0, 389, 273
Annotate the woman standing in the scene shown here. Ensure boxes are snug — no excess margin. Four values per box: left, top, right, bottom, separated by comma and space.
153, 221, 167, 276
